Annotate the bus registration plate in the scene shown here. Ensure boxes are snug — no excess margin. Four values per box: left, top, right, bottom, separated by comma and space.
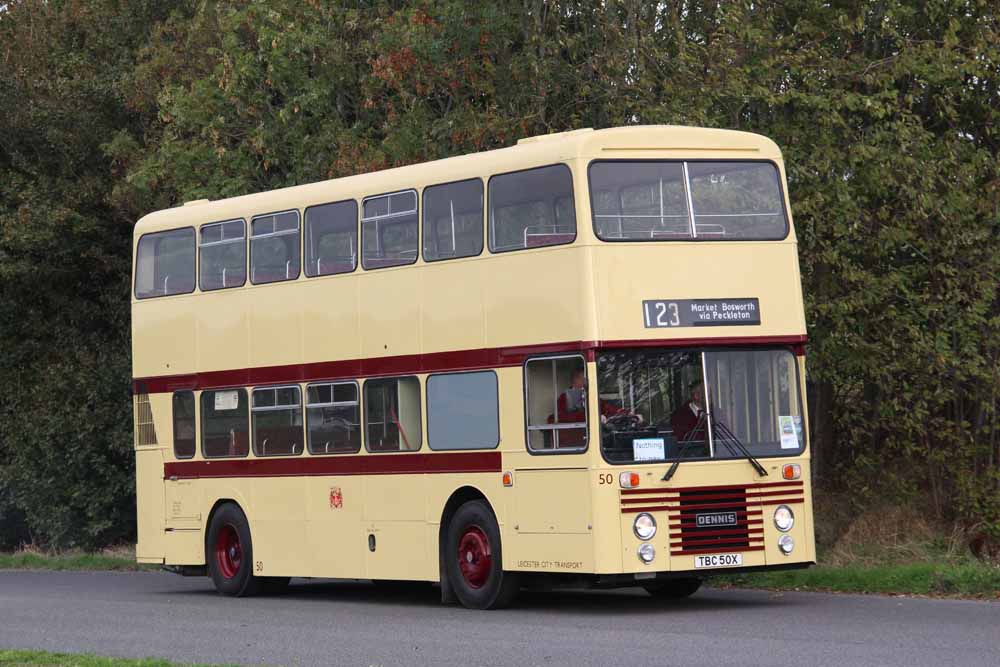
694, 553, 743, 569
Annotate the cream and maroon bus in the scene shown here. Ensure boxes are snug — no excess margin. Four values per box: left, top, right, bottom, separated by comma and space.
132, 126, 814, 609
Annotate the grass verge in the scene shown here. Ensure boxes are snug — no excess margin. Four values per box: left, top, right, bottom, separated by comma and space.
715, 562, 1000, 598
0, 650, 230, 667
0, 547, 155, 572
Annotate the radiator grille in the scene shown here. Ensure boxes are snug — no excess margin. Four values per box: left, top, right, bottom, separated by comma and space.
135, 393, 158, 446
619, 480, 807, 557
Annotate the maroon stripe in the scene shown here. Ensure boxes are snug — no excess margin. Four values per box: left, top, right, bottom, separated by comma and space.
133, 335, 807, 394
671, 533, 764, 548
669, 527, 764, 540
758, 497, 805, 506
620, 480, 803, 495
164, 451, 502, 480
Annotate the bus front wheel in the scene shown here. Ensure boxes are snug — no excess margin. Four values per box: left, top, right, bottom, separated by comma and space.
643, 578, 702, 599
207, 503, 263, 597
445, 500, 519, 609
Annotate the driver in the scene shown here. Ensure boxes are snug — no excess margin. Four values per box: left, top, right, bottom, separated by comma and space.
670, 380, 706, 442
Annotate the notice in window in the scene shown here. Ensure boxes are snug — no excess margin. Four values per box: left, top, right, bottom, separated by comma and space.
215, 390, 239, 411
778, 415, 799, 449
633, 437, 665, 461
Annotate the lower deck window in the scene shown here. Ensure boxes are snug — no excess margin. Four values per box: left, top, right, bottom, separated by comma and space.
427, 371, 499, 450
306, 382, 361, 454
252, 386, 303, 456
201, 389, 249, 458
364, 376, 421, 451
525, 356, 587, 451
172, 391, 196, 459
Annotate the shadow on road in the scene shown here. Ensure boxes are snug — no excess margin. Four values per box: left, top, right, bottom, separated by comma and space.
158, 578, 782, 614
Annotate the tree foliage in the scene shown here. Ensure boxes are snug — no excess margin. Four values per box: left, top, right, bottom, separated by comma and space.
1, 0, 997, 548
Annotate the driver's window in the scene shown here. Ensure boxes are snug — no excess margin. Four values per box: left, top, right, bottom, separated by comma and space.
525, 356, 587, 452
596, 351, 705, 462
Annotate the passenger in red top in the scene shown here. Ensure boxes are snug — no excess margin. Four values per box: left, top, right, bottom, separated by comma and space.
553, 369, 639, 447
670, 380, 706, 442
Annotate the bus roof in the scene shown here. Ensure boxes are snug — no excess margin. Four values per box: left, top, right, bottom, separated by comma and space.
134, 125, 783, 236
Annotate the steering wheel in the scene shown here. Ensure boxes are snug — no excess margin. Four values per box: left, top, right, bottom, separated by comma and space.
604, 413, 642, 431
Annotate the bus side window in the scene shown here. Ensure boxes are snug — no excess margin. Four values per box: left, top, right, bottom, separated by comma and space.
525, 356, 587, 452
364, 377, 421, 452
427, 371, 499, 450
422, 179, 484, 262
251, 386, 303, 457
306, 382, 362, 454
361, 190, 418, 270
250, 210, 301, 284
172, 391, 196, 459
488, 164, 576, 253
201, 389, 250, 458
199, 219, 246, 291
304, 200, 358, 277
134, 228, 196, 299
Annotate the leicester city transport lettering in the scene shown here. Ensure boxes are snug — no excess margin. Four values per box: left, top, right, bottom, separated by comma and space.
642, 298, 761, 328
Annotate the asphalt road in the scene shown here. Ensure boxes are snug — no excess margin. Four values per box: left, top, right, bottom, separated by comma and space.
1, 571, 998, 666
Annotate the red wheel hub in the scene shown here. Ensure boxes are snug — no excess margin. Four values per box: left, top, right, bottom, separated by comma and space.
215, 524, 242, 579
457, 525, 492, 589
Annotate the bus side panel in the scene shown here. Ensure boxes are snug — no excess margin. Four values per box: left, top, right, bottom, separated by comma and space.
360, 269, 421, 362
364, 472, 432, 580
305, 475, 365, 578
485, 247, 591, 348
421, 261, 486, 355
135, 447, 165, 563
250, 476, 309, 577
249, 282, 303, 370
506, 469, 595, 574
132, 298, 196, 379
196, 289, 249, 378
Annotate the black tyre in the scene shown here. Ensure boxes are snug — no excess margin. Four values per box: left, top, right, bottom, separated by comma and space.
643, 577, 702, 599
206, 503, 262, 597
445, 500, 519, 609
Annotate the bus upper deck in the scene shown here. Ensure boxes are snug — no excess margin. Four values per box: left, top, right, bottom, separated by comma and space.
132, 125, 804, 385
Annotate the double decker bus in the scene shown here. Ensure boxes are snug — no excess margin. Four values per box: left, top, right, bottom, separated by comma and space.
132, 126, 814, 609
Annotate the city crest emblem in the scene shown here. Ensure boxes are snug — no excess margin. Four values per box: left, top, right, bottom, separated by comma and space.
329, 486, 343, 509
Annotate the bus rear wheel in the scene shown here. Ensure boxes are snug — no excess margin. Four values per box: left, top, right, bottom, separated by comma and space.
643, 578, 702, 599
445, 500, 519, 609
207, 503, 263, 597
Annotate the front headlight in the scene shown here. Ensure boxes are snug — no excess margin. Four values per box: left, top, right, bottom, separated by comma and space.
778, 534, 795, 555
773, 505, 794, 532
633, 513, 657, 540
637, 543, 655, 563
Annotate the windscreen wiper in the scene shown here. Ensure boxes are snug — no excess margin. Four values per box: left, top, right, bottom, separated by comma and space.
662, 411, 708, 482
711, 416, 768, 477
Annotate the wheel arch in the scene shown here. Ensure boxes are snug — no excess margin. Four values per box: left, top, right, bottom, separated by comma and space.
437, 485, 498, 603
203, 495, 251, 563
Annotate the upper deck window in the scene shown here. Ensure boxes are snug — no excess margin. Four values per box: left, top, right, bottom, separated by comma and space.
422, 179, 483, 261
589, 161, 787, 241
250, 210, 300, 284
489, 164, 576, 253
134, 228, 195, 299
362, 190, 418, 269
199, 219, 246, 291
305, 200, 358, 277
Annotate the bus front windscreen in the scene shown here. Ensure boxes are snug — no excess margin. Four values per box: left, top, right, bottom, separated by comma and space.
589, 160, 788, 241
596, 348, 805, 464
